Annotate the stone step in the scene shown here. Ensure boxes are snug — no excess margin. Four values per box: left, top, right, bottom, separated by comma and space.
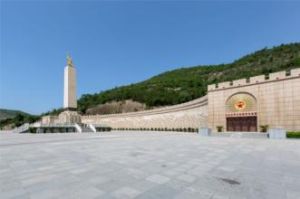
211, 132, 268, 139
81, 127, 93, 132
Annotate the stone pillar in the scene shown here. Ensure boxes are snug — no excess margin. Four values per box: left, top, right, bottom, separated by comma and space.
64, 55, 77, 109
199, 127, 212, 136
268, 128, 286, 139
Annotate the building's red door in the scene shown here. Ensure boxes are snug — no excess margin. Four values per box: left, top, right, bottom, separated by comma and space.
226, 116, 257, 132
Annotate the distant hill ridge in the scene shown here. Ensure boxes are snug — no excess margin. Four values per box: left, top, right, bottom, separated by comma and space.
79, 43, 300, 114
0, 109, 39, 130
0, 108, 30, 121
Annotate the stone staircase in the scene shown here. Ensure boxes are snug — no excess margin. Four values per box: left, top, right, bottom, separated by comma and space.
76, 123, 96, 133
13, 123, 30, 133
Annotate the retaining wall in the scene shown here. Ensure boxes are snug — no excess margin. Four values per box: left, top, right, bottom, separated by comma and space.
82, 96, 208, 129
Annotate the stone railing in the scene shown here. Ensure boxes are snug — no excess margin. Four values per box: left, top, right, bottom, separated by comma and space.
13, 123, 30, 133
88, 124, 97, 132
208, 67, 300, 91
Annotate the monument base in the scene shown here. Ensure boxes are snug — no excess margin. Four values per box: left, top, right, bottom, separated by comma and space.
58, 110, 81, 124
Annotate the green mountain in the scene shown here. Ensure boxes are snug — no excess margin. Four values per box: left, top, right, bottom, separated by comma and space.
0, 108, 30, 121
0, 109, 40, 130
78, 43, 300, 114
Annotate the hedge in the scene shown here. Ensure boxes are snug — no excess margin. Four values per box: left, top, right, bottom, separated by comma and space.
287, 131, 300, 138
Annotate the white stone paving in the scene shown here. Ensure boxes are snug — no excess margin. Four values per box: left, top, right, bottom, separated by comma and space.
0, 131, 300, 199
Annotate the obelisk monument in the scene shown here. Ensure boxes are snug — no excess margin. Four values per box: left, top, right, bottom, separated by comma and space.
64, 55, 77, 110
59, 55, 81, 124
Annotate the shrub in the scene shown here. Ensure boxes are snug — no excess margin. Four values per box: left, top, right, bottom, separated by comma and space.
260, 125, 269, 132
216, 126, 223, 132
96, 127, 112, 132
29, 127, 37, 133
287, 131, 300, 138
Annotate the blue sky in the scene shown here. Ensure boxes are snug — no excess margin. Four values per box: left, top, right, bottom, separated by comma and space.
1, 1, 300, 114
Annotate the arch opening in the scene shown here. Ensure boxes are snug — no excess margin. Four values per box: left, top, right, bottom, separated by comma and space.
225, 92, 257, 132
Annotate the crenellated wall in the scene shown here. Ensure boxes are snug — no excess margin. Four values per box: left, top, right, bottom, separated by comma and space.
208, 68, 300, 131
208, 68, 300, 91
82, 96, 208, 129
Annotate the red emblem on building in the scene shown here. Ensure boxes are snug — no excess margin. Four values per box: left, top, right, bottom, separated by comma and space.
235, 100, 246, 110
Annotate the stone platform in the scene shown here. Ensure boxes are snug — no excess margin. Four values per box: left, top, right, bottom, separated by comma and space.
210, 132, 269, 139
0, 131, 299, 199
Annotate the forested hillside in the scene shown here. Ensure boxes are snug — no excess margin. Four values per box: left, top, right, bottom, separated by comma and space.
0, 109, 29, 121
78, 43, 300, 114
0, 109, 39, 130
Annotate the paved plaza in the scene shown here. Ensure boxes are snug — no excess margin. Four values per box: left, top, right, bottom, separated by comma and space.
0, 132, 300, 199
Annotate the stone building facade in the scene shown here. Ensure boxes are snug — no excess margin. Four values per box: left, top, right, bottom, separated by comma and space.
207, 68, 300, 132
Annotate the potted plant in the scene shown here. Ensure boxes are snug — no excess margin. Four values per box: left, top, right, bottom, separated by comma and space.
216, 126, 223, 132
260, 125, 269, 133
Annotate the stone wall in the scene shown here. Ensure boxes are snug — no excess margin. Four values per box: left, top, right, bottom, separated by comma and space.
64, 68, 300, 132
208, 68, 300, 132
41, 115, 59, 125
82, 96, 208, 129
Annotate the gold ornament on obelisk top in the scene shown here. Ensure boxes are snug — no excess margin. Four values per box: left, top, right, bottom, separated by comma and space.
66, 54, 74, 67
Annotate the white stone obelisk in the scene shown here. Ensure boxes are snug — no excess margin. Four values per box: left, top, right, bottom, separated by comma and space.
64, 55, 77, 109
